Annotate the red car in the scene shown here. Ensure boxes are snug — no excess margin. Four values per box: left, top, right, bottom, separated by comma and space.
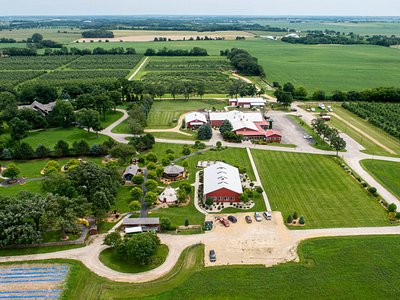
220, 218, 230, 227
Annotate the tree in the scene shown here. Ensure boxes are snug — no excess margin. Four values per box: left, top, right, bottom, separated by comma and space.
160, 217, 171, 231
255, 186, 263, 194
283, 82, 295, 95
132, 174, 144, 185
312, 90, 326, 101
124, 233, 160, 264
155, 166, 164, 178
166, 148, 174, 155
76, 109, 102, 134
184, 219, 189, 227
388, 203, 397, 212
145, 179, 158, 192
147, 161, 156, 170
294, 86, 308, 99
368, 187, 377, 196
299, 216, 305, 225
182, 146, 191, 156
41, 173, 78, 199
8, 117, 30, 142
109, 144, 136, 163
146, 170, 158, 181
205, 197, 214, 206
72, 140, 90, 156
330, 135, 346, 155
275, 90, 293, 108
239, 192, 249, 203
104, 232, 121, 247
177, 188, 187, 203
54, 140, 69, 157
35, 144, 50, 158
179, 182, 192, 194
130, 187, 143, 201
1, 149, 13, 160
31, 33, 43, 43
196, 83, 206, 99
14, 142, 34, 159
219, 120, 233, 134
146, 152, 158, 163
2, 163, 20, 179
48, 100, 75, 127
129, 200, 142, 211
197, 124, 212, 140
216, 141, 222, 149
287, 214, 293, 224
293, 211, 298, 219
144, 191, 158, 206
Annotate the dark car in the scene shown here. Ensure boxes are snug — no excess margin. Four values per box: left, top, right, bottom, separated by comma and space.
209, 250, 216, 262
203, 221, 213, 231
245, 216, 252, 224
227, 215, 237, 223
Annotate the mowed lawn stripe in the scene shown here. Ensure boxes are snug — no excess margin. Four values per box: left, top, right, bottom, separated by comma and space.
252, 150, 389, 228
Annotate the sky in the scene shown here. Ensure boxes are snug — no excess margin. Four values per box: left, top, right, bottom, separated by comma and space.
1, 0, 400, 16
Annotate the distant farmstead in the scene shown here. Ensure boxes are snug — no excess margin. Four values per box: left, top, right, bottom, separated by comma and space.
229, 97, 266, 108
18, 100, 56, 116
203, 162, 243, 203
185, 112, 207, 129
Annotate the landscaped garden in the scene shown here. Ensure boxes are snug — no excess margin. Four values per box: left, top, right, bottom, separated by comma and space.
251, 150, 389, 228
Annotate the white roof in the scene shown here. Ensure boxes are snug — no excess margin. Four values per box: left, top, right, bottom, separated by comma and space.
209, 110, 263, 132
185, 112, 207, 124
158, 186, 177, 203
125, 226, 143, 234
203, 162, 243, 195
232, 98, 266, 105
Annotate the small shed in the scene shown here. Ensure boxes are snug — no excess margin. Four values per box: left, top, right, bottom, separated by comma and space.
122, 217, 160, 232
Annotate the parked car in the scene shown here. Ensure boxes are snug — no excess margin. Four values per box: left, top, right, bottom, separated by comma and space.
254, 212, 262, 222
227, 215, 237, 223
291, 108, 298, 112
220, 218, 230, 227
203, 221, 213, 231
263, 211, 272, 220
209, 250, 216, 262
303, 135, 313, 139
245, 216, 252, 224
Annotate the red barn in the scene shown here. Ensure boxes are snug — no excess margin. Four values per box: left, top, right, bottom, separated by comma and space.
203, 162, 243, 203
265, 130, 282, 143
185, 112, 207, 129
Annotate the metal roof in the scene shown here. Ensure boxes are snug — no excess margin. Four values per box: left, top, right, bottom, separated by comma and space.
164, 163, 185, 175
203, 162, 243, 195
122, 164, 140, 177
123, 218, 160, 225
185, 112, 207, 124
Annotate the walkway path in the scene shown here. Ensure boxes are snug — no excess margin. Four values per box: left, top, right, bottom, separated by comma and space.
246, 147, 271, 211
128, 57, 149, 81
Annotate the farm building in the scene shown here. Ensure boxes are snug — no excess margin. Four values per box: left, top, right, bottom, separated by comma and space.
158, 186, 178, 204
185, 112, 207, 128
203, 162, 243, 203
122, 217, 160, 232
122, 164, 142, 181
229, 97, 266, 108
163, 163, 185, 181
209, 110, 280, 141
265, 130, 283, 143
18, 100, 56, 116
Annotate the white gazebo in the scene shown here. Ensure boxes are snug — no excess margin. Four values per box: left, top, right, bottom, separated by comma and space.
158, 186, 178, 204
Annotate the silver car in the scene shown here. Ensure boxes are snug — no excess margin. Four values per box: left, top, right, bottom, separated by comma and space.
254, 212, 262, 222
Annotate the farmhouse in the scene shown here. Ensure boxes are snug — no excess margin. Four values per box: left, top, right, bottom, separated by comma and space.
209, 110, 281, 141
122, 217, 160, 232
229, 97, 266, 108
203, 162, 243, 203
122, 164, 142, 181
185, 112, 207, 129
18, 100, 56, 116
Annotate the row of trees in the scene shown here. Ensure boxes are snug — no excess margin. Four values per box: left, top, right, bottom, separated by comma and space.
274, 82, 308, 108
0, 46, 136, 56
81, 29, 114, 38
222, 48, 265, 77
311, 118, 347, 155
144, 47, 208, 56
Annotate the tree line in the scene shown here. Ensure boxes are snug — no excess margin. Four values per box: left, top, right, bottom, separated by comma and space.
221, 48, 265, 77
0, 46, 136, 56
144, 47, 208, 56
311, 118, 346, 155
81, 29, 114, 38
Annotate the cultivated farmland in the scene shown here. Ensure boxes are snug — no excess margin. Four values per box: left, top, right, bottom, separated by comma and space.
251, 150, 389, 228
68, 54, 143, 70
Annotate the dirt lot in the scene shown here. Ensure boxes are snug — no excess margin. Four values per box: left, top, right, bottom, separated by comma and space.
78, 30, 255, 42
204, 212, 298, 267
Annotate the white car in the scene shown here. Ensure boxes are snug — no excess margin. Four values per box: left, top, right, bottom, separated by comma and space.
303, 135, 313, 139
254, 212, 262, 222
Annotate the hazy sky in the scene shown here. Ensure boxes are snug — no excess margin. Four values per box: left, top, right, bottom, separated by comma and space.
2, 0, 400, 16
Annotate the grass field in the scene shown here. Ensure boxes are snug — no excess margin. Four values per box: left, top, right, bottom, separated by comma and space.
0, 28, 83, 43
59, 235, 400, 298
361, 160, 400, 200
149, 131, 197, 141
0, 244, 84, 257
99, 245, 168, 273
251, 150, 389, 228
330, 105, 400, 157
66, 39, 400, 93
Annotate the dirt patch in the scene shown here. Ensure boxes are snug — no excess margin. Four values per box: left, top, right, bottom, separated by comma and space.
204, 212, 299, 267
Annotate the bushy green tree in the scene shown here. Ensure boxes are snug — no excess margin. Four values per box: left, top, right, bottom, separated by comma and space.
2, 163, 20, 179
145, 179, 158, 193
130, 187, 143, 201
160, 217, 171, 231
197, 124, 212, 140
144, 191, 158, 206
129, 200, 142, 211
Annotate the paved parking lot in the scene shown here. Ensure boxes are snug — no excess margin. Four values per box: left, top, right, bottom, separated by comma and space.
203, 212, 298, 267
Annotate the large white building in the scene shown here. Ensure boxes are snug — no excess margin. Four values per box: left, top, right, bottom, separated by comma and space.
185, 112, 208, 128
229, 97, 266, 108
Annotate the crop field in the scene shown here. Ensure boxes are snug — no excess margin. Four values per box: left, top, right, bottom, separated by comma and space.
0, 56, 76, 70
69, 39, 400, 93
361, 160, 400, 200
330, 105, 400, 157
251, 150, 389, 228
61, 235, 400, 298
68, 54, 142, 70
0, 70, 45, 88
0, 27, 83, 43
144, 56, 231, 71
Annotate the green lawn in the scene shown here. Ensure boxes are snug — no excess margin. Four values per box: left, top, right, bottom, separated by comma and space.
100, 110, 124, 129
59, 235, 400, 298
251, 150, 389, 228
331, 105, 400, 157
112, 185, 132, 213
99, 245, 168, 273
0, 244, 84, 257
361, 160, 400, 200
149, 131, 197, 141
0, 180, 42, 196
22, 127, 110, 149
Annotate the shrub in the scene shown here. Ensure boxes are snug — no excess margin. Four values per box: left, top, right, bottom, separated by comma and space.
130, 187, 143, 201
131, 174, 144, 185
293, 211, 298, 220
147, 162, 156, 170
388, 203, 397, 213
368, 186, 377, 195
145, 179, 158, 192
299, 216, 305, 225
184, 219, 189, 227
255, 186, 263, 194
205, 197, 214, 206
361, 181, 368, 187
287, 214, 293, 224
129, 200, 141, 211
146, 170, 158, 181
160, 217, 171, 231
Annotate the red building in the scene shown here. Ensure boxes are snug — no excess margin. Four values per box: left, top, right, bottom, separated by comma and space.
265, 130, 282, 143
203, 162, 243, 203
185, 112, 207, 129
